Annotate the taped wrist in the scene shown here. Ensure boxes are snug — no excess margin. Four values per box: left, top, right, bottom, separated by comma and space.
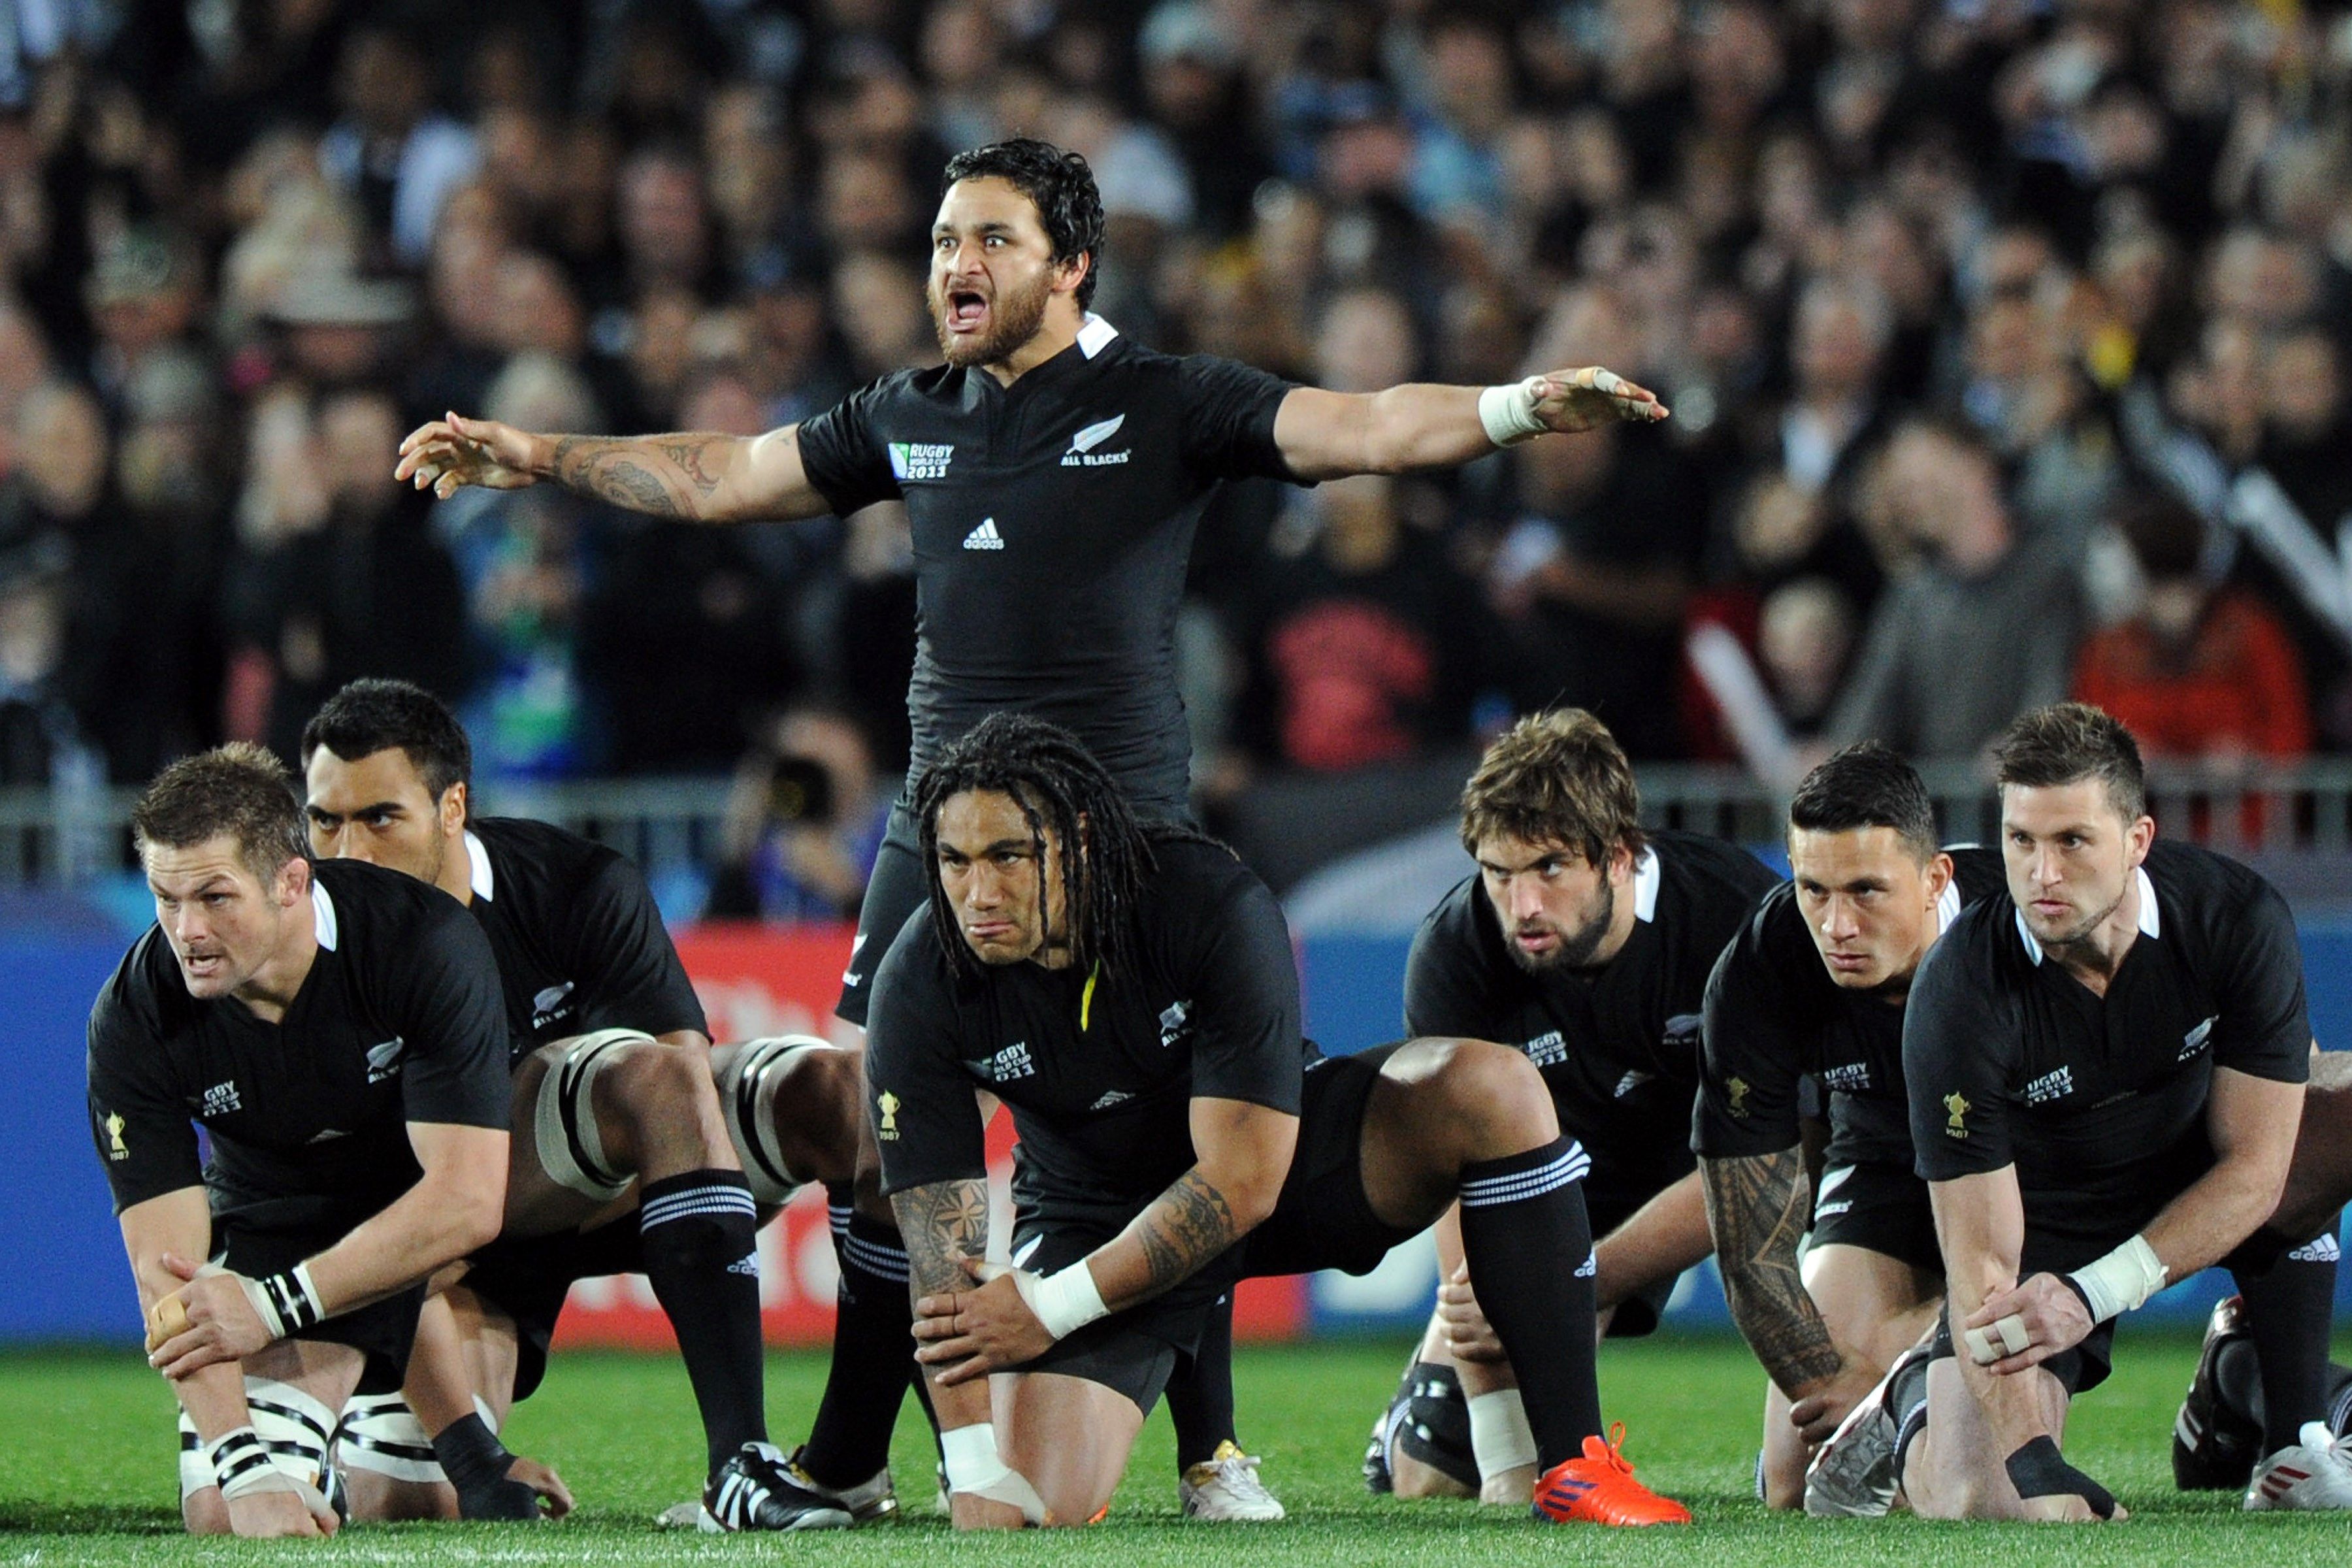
2065, 1235, 2165, 1324
430, 1412, 516, 1494
940, 1424, 1049, 1524
1011, 1262, 1109, 1341
208, 1426, 287, 1499
1477, 378, 1549, 447
1465, 1389, 1538, 1477
239, 1264, 325, 1341
2004, 1435, 2115, 1518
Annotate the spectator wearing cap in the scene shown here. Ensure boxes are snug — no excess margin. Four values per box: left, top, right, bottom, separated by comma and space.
84, 227, 206, 425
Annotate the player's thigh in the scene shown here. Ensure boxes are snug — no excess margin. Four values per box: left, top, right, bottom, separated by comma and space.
996, 1370, 1151, 1525
2274, 1071, 2352, 1241
1802, 1243, 1942, 1366
1357, 1039, 1558, 1228
1906, 1356, 2071, 1520
505, 1032, 652, 1236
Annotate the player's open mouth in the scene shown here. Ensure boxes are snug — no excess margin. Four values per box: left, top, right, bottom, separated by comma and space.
947, 291, 988, 330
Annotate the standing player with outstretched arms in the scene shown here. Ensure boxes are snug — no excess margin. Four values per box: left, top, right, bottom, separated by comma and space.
393, 137, 1668, 1521
1818, 704, 2352, 1519
1364, 710, 1776, 1506
299, 679, 878, 1531
88, 745, 514, 1538
1691, 743, 2002, 1510
866, 713, 1687, 1530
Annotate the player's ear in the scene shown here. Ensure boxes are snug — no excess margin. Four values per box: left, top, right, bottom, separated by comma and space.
276, 854, 312, 907
440, 781, 468, 837
1054, 248, 1090, 299
1925, 851, 1953, 898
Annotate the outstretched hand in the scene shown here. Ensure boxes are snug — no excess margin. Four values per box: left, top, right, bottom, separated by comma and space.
395, 413, 542, 499
1529, 367, 1669, 433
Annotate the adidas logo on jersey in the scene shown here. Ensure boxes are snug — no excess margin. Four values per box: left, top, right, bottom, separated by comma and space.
1614, 1070, 1651, 1098
962, 517, 1005, 550
1060, 413, 1131, 466
726, 1254, 760, 1277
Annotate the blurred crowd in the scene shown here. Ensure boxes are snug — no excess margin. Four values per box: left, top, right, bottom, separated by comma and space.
3, 0, 2352, 911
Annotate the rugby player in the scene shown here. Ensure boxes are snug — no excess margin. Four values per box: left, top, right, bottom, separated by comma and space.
299, 679, 871, 1530
88, 745, 512, 1537
1364, 710, 1776, 1505
1818, 704, 2352, 1518
862, 713, 1687, 1529
393, 137, 1667, 1520
1692, 743, 2001, 1509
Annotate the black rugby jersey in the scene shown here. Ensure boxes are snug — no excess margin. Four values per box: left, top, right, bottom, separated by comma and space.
1696, 846, 2005, 1168
868, 836, 1305, 1227
1906, 838, 2310, 1273
794, 319, 1304, 814
1405, 830, 1778, 1217
460, 817, 707, 1062
86, 858, 511, 1236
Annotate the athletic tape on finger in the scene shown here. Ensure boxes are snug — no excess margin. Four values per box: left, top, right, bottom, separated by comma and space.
1963, 1313, 2032, 1364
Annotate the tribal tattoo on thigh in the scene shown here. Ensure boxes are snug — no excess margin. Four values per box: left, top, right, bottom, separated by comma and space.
1701, 1148, 1841, 1390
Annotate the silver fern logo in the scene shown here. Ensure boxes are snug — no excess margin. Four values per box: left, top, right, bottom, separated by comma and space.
1061, 414, 1130, 466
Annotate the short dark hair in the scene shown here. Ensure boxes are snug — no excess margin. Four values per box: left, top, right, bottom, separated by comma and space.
1458, 709, 1645, 867
941, 139, 1105, 310
1993, 702, 2147, 822
299, 679, 472, 801
2111, 489, 2206, 582
1788, 742, 1939, 860
132, 743, 310, 880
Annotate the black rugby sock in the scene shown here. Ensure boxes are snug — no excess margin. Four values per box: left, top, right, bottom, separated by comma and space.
800, 1194, 916, 1490
638, 1169, 768, 1472
1454, 1137, 1601, 1470
2235, 1227, 2342, 1454
1169, 1296, 1241, 1468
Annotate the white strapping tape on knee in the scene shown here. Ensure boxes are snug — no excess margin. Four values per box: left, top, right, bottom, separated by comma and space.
715, 1035, 826, 1207
333, 1393, 503, 1484
532, 1028, 647, 1200
1962, 1313, 2031, 1365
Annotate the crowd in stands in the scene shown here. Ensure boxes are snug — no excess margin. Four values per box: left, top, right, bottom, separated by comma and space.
3, 0, 2351, 909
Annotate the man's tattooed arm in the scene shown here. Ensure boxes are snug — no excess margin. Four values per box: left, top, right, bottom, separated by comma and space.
890, 1177, 992, 1301
546, 433, 742, 519
1701, 1149, 1842, 1393
1085, 1168, 1248, 1309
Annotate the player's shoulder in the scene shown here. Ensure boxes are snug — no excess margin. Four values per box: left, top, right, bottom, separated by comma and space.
92, 924, 186, 1043
2143, 836, 2294, 946
1412, 870, 1490, 953
1649, 829, 1780, 906
314, 857, 478, 949
1919, 885, 2027, 991
471, 815, 628, 899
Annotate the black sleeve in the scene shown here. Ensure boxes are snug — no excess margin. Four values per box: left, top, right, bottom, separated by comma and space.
389, 904, 517, 1130
1177, 355, 1307, 485
568, 851, 709, 1039
86, 971, 203, 1215
792, 379, 904, 517
1904, 923, 2021, 1182
1401, 891, 1499, 1039
1184, 871, 1305, 1115
866, 933, 989, 1196
1693, 909, 1806, 1158
2211, 880, 2313, 1085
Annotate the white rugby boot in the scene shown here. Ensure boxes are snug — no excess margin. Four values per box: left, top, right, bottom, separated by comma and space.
1179, 1441, 1286, 1521
2244, 1422, 2352, 1511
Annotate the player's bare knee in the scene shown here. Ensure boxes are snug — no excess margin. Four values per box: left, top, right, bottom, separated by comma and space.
1421, 1038, 1557, 1150
770, 1043, 864, 1183
596, 1039, 728, 1166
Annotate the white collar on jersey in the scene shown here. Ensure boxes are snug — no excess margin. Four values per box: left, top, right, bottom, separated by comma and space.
2014, 864, 2158, 965
312, 879, 339, 951
465, 829, 495, 902
1632, 846, 1660, 923
1076, 314, 1119, 359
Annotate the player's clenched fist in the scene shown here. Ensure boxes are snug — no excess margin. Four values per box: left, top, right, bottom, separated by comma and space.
395, 412, 543, 498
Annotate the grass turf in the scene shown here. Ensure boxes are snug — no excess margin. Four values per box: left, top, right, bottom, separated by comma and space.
1, 1331, 2344, 1563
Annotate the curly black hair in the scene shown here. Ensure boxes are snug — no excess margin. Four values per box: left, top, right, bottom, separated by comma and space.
941, 139, 1105, 310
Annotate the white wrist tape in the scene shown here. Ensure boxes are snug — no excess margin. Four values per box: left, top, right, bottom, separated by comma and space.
1014, 1262, 1109, 1341
208, 1427, 286, 1499
2066, 1234, 2167, 1324
1466, 1389, 1538, 1477
237, 1263, 325, 1342
1962, 1313, 2031, 1365
1478, 378, 1550, 447
940, 1424, 1049, 1523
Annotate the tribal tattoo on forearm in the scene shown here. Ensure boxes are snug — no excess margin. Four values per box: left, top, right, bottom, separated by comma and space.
1701, 1149, 1841, 1391
548, 434, 732, 517
1131, 1170, 1241, 1299
892, 1178, 992, 1302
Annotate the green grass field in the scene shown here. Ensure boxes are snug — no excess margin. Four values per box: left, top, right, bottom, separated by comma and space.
2, 1332, 2345, 1564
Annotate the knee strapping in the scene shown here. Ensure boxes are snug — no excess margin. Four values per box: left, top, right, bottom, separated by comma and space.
714, 1035, 829, 1206
176, 1378, 339, 1501
333, 1393, 502, 1484
532, 1028, 649, 1200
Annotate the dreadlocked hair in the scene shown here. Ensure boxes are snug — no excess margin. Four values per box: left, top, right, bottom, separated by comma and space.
913, 713, 1206, 982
